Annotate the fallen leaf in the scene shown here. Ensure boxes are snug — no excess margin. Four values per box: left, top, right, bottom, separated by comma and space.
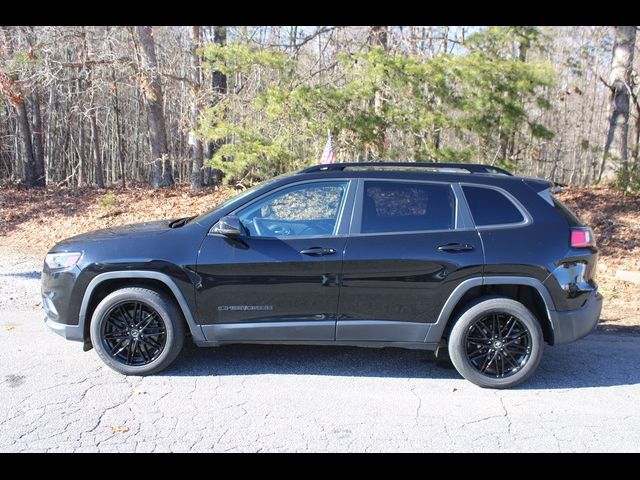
110, 425, 129, 433
6, 326, 16, 331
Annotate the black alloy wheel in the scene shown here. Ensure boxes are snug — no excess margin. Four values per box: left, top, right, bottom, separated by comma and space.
101, 301, 167, 366
465, 313, 532, 378
448, 296, 544, 389
90, 287, 185, 376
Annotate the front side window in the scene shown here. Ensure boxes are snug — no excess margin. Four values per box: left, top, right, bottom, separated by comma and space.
237, 181, 349, 237
360, 181, 456, 234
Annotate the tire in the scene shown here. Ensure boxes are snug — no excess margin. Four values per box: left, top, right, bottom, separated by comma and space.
90, 287, 185, 376
448, 296, 544, 389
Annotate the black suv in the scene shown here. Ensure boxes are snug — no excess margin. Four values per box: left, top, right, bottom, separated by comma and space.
42, 162, 602, 388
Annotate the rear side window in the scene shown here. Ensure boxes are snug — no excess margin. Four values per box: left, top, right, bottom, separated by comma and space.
462, 185, 525, 227
361, 181, 456, 233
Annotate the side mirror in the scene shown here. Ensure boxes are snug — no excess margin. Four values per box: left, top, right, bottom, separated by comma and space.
211, 215, 245, 237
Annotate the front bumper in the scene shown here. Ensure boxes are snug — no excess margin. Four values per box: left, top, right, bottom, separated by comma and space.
551, 290, 603, 345
44, 315, 83, 342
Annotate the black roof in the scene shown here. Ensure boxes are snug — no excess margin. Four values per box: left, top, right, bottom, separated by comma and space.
295, 162, 552, 190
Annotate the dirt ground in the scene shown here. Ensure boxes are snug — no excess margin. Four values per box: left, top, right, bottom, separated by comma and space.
554, 187, 640, 330
0, 182, 638, 329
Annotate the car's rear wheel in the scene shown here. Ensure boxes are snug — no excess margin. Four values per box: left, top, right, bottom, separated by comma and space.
90, 287, 185, 376
448, 296, 544, 389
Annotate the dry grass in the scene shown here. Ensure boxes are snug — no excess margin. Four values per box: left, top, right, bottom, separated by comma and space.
1, 182, 638, 328
0, 183, 234, 257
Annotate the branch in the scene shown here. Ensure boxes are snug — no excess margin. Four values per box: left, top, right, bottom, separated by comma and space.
57, 57, 134, 69
267, 26, 337, 50
598, 75, 614, 92
293, 26, 337, 50
160, 72, 198, 88
627, 80, 640, 113
294, 60, 340, 86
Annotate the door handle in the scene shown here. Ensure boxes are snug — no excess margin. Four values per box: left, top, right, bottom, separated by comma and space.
322, 274, 341, 286
437, 243, 474, 253
300, 247, 337, 257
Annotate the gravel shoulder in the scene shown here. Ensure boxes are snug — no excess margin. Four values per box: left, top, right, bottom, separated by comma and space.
0, 244, 42, 311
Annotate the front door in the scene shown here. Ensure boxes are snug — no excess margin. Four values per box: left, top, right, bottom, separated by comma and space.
337, 179, 484, 343
196, 180, 354, 343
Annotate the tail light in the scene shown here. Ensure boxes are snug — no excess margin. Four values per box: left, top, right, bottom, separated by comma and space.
571, 227, 596, 248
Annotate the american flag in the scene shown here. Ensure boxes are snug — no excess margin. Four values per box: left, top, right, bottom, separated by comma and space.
319, 131, 336, 164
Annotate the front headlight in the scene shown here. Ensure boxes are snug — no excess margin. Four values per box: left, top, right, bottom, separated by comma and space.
45, 252, 82, 271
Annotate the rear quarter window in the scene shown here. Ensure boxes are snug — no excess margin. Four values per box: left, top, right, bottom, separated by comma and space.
462, 185, 525, 227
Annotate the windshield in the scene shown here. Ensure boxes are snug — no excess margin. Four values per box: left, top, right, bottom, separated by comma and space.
193, 175, 287, 226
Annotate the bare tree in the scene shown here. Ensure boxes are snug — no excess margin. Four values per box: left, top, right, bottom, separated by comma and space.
369, 26, 388, 49
29, 91, 46, 184
368, 26, 388, 161
0, 27, 42, 187
599, 26, 637, 183
23, 27, 46, 186
190, 26, 204, 189
0, 26, 637, 190
80, 27, 105, 188
106, 26, 127, 188
4, 79, 38, 186
204, 25, 227, 185
137, 26, 173, 187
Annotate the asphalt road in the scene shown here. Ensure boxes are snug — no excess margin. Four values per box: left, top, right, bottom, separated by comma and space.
1, 310, 640, 452
1, 247, 640, 452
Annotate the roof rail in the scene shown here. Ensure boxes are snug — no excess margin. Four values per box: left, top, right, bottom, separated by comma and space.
298, 162, 512, 176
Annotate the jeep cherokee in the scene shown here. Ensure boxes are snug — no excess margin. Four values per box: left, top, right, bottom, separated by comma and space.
42, 162, 602, 388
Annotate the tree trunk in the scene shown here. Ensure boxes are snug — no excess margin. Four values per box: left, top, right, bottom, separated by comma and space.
205, 25, 227, 185
190, 26, 204, 189
89, 108, 104, 188
29, 92, 46, 186
45, 84, 55, 183
1, 27, 39, 187
77, 117, 84, 187
107, 26, 126, 188
137, 26, 173, 187
599, 26, 636, 184
368, 26, 388, 161
111, 81, 126, 189
14, 98, 38, 186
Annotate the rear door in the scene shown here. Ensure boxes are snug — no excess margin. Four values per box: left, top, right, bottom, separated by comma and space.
336, 179, 484, 343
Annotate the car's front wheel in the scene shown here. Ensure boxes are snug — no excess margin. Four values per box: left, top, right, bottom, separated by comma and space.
90, 287, 185, 375
448, 296, 544, 389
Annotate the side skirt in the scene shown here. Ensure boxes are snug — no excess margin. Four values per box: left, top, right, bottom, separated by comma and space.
193, 338, 438, 351
201, 319, 433, 346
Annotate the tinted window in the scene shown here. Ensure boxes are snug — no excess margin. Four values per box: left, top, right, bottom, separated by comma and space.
237, 181, 348, 237
462, 186, 524, 226
361, 181, 455, 233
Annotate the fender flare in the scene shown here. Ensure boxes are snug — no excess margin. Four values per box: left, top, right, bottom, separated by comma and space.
78, 271, 206, 343
424, 276, 559, 344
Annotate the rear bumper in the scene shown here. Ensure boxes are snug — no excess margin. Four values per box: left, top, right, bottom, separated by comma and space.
44, 315, 83, 342
551, 290, 603, 345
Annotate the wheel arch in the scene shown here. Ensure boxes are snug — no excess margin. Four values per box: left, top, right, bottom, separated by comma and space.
426, 276, 559, 345
79, 271, 206, 349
